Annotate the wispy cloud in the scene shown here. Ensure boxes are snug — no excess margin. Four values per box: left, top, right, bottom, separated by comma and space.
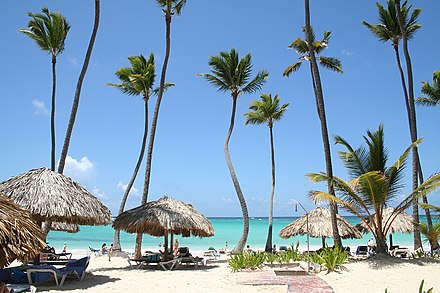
63, 156, 94, 180
32, 99, 49, 115
341, 49, 354, 56
117, 181, 140, 198
92, 186, 108, 201
221, 197, 233, 204
69, 57, 78, 67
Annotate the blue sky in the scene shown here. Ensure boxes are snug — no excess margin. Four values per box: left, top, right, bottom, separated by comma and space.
1, 0, 439, 217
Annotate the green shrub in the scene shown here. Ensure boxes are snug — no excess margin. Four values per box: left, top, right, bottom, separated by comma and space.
317, 246, 348, 272
227, 251, 265, 272
265, 252, 278, 264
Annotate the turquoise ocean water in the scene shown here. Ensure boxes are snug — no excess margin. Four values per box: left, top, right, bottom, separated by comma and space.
47, 216, 434, 253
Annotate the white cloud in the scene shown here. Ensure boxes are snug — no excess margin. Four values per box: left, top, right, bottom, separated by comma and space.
32, 99, 49, 115
69, 57, 78, 67
341, 49, 354, 56
221, 197, 233, 204
64, 156, 94, 180
117, 181, 140, 198
92, 186, 108, 201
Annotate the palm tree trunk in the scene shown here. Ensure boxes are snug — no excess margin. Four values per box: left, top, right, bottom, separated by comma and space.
228, 95, 249, 254
51, 56, 56, 171
113, 98, 149, 252
394, 0, 422, 250
265, 126, 276, 253
58, 0, 100, 174
304, 0, 342, 248
135, 8, 173, 257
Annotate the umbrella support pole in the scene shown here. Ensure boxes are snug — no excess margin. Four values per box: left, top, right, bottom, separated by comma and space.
164, 231, 169, 261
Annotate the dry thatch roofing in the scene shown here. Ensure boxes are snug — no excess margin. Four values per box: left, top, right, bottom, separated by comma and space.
279, 207, 362, 239
356, 207, 413, 234
0, 195, 46, 268
113, 196, 214, 237
0, 167, 111, 226
50, 222, 80, 233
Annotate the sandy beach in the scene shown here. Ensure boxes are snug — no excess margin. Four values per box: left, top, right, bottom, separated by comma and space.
24, 251, 440, 293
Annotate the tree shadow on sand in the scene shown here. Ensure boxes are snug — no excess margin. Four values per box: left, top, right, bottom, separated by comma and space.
33, 273, 120, 292
350, 254, 440, 270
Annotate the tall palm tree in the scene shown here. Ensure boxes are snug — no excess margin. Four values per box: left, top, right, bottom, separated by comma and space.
134, 0, 186, 257
107, 54, 156, 254
417, 71, 440, 107
19, 7, 70, 171
199, 49, 268, 253
286, 0, 343, 247
244, 94, 288, 253
308, 124, 440, 253
58, 0, 100, 174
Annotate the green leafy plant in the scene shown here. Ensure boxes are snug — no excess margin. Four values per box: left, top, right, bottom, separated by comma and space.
265, 253, 278, 264
227, 251, 266, 272
317, 247, 348, 272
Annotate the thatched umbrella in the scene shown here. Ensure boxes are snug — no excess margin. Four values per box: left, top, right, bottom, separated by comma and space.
0, 167, 111, 226
113, 196, 214, 259
0, 195, 46, 268
356, 207, 413, 248
279, 207, 362, 247
50, 222, 80, 233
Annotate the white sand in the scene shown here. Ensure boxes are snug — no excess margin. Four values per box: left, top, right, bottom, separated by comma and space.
23, 252, 440, 292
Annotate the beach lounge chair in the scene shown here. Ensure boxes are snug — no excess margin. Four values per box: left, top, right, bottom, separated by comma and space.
26, 256, 90, 286
355, 246, 368, 257
176, 247, 206, 267
390, 246, 410, 258
127, 253, 162, 268
88, 246, 101, 256
158, 258, 181, 271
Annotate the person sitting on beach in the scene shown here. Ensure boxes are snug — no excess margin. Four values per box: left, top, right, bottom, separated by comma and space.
62, 242, 67, 253
367, 238, 376, 253
173, 238, 179, 256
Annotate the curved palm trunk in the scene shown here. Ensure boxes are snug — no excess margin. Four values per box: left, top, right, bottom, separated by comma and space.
304, 0, 342, 247
51, 56, 57, 171
229, 95, 249, 254
264, 126, 276, 252
135, 8, 173, 257
114, 98, 148, 253
58, 0, 100, 174
393, 45, 438, 250
394, 0, 422, 250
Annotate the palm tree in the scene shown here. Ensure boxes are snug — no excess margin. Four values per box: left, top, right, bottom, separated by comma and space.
58, 0, 100, 174
199, 49, 268, 253
307, 124, 440, 253
19, 7, 70, 171
107, 54, 156, 254
420, 222, 440, 254
134, 0, 186, 257
286, 1, 343, 247
244, 94, 288, 253
416, 71, 440, 107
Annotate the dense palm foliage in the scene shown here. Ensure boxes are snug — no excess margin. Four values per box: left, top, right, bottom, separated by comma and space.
58, 0, 100, 175
283, 28, 343, 77
199, 49, 268, 253
307, 125, 440, 253
417, 71, 440, 107
19, 7, 70, 171
420, 222, 440, 254
244, 94, 288, 253
287, 1, 343, 247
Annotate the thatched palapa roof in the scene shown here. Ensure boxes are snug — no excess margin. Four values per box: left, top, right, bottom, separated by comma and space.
50, 222, 80, 233
356, 207, 413, 235
0, 195, 46, 268
113, 196, 214, 237
279, 207, 362, 239
0, 168, 111, 226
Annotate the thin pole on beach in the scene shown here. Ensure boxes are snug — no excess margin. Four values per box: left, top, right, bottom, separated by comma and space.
296, 202, 310, 272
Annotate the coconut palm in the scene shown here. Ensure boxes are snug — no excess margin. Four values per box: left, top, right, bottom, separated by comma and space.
364, 0, 429, 250
19, 7, 70, 171
417, 71, 440, 107
199, 49, 268, 253
58, 0, 100, 174
107, 54, 156, 254
244, 94, 288, 252
286, 0, 343, 247
420, 222, 440, 254
307, 124, 440, 253
134, 0, 186, 258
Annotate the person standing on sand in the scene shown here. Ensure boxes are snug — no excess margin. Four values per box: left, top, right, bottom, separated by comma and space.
108, 244, 113, 261
173, 239, 179, 256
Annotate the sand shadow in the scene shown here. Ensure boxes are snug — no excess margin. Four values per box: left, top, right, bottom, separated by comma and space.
350, 254, 440, 270
31, 273, 120, 292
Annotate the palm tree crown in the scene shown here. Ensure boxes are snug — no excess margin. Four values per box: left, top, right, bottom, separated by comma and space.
244, 94, 289, 128
199, 49, 269, 98
107, 54, 156, 99
155, 0, 186, 15
283, 27, 343, 77
19, 7, 70, 59
417, 71, 440, 107
362, 0, 421, 48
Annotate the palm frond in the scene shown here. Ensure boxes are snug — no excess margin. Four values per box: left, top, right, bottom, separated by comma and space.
283, 62, 302, 77
319, 57, 343, 73
241, 69, 269, 94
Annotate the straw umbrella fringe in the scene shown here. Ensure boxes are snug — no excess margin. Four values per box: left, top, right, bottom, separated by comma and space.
0, 195, 46, 268
0, 168, 111, 226
279, 207, 362, 247
50, 222, 80, 233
